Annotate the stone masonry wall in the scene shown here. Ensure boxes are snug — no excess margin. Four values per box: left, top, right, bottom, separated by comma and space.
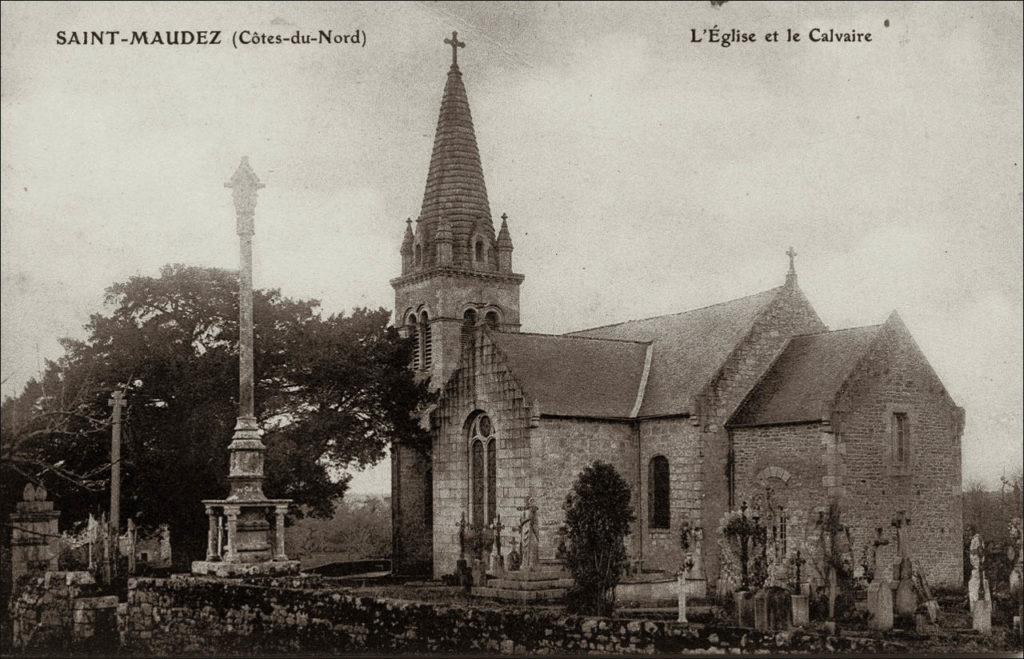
530, 417, 638, 562
117, 576, 910, 656
430, 331, 533, 579
8, 571, 118, 653
832, 317, 965, 586
699, 283, 827, 585
391, 444, 432, 576
637, 418, 704, 573
731, 422, 830, 581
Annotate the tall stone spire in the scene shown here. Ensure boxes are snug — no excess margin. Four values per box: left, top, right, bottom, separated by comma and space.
417, 31, 494, 269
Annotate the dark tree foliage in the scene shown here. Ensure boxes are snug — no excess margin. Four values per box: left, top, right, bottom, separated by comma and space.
562, 461, 635, 616
0, 264, 430, 562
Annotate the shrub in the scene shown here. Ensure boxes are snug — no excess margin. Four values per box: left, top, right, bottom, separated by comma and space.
562, 461, 635, 616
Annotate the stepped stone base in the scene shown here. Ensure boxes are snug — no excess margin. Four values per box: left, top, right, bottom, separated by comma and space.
191, 559, 300, 577
471, 566, 572, 603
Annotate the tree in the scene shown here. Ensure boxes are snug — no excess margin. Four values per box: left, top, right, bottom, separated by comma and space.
562, 461, 635, 616
1, 264, 429, 563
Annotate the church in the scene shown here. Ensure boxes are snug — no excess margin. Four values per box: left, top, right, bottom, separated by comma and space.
389, 34, 966, 590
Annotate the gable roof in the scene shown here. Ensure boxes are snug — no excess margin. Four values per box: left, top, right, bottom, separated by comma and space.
728, 324, 881, 427
568, 287, 782, 416
489, 332, 650, 419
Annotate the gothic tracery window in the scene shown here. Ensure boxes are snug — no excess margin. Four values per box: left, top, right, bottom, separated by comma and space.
469, 413, 497, 528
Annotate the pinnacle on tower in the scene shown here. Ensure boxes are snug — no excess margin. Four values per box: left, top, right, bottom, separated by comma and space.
401, 218, 414, 273
497, 213, 514, 273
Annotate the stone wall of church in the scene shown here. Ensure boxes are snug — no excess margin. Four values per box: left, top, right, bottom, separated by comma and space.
530, 418, 639, 562
730, 422, 829, 584
728, 319, 965, 588
832, 318, 965, 587
636, 418, 703, 574
391, 445, 432, 576
698, 285, 827, 586
429, 333, 534, 579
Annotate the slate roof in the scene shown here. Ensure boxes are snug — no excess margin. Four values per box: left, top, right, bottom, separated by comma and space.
416, 60, 495, 268
728, 325, 881, 427
569, 288, 782, 417
489, 332, 650, 419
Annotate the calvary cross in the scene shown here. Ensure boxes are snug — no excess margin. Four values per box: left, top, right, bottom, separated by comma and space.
444, 30, 466, 66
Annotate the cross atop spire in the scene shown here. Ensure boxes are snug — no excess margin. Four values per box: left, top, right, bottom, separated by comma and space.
785, 246, 798, 287
444, 30, 465, 67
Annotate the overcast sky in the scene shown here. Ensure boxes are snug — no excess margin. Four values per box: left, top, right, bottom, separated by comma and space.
2, 2, 1021, 493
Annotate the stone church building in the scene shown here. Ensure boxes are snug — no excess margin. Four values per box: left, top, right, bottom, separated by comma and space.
390, 38, 966, 589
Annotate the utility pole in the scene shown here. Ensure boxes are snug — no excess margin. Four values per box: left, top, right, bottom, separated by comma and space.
109, 390, 126, 533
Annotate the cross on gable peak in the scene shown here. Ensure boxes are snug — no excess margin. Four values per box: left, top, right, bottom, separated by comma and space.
444, 30, 466, 66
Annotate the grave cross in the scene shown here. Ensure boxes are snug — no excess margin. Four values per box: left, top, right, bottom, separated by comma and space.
791, 549, 806, 590
490, 513, 504, 554
444, 31, 466, 66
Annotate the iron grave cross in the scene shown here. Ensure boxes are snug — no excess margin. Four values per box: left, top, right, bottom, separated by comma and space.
444, 30, 466, 66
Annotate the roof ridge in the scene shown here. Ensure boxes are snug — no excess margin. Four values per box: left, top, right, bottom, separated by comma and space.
791, 323, 882, 339
494, 330, 651, 346
567, 286, 783, 334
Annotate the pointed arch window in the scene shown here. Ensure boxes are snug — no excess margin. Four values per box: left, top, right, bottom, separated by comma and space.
648, 455, 670, 529
469, 414, 497, 529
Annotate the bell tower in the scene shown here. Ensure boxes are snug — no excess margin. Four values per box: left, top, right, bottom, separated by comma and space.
391, 31, 524, 389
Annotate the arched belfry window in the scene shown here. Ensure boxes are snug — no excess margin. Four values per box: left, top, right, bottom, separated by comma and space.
649, 455, 670, 529
469, 413, 497, 529
484, 310, 500, 331
407, 313, 420, 369
462, 308, 478, 352
419, 310, 432, 370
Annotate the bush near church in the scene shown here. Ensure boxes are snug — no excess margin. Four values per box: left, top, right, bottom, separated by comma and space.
562, 461, 635, 616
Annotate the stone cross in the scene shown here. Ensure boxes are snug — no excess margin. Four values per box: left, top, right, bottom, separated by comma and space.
491, 513, 504, 555
456, 511, 467, 560
786, 246, 797, 273
444, 30, 465, 66
791, 549, 806, 591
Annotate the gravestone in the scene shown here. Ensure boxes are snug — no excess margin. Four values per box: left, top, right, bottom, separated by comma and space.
866, 580, 894, 631
972, 598, 992, 634
472, 558, 486, 587
753, 590, 769, 631
734, 590, 756, 628
791, 594, 809, 627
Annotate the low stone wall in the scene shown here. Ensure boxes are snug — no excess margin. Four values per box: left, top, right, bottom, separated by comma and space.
120, 576, 912, 655
8, 571, 119, 653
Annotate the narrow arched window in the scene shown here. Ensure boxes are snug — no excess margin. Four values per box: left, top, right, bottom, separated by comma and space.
407, 313, 420, 369
462, 308, 478, 352
419, 310, 432, 369
414, 243, 421, 266
484, 310, 499, 331
475, 239, 484, 262
649, 455, 670, 529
